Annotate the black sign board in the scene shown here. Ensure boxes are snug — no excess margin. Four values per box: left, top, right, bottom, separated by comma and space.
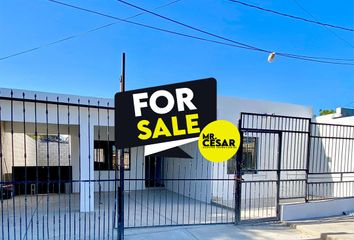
115, 78, 217, 148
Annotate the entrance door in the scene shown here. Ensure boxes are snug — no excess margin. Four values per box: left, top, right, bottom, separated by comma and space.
237, 130, 281, 222
145, 156, 164, 188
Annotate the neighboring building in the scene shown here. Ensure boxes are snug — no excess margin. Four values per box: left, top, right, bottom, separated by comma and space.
313, 107, 354, 198
316, 107, 354, 125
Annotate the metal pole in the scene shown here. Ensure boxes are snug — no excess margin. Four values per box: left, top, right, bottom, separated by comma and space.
118, 52, 125, 240
234, 117, 243, 224
304, 119, 312, 202
276, 132, 282, 220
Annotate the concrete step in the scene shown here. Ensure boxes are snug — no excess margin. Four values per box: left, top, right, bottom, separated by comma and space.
286, 216, 354, 240
321, 233, 354, 240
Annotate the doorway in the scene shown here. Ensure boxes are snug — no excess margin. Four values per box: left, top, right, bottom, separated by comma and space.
145, 156, 164, 188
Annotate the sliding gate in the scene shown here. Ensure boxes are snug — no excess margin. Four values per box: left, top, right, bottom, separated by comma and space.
123, 146, 238, 228
123, 112, 313, 228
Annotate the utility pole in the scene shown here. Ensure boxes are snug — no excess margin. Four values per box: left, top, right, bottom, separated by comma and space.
120, 53, 125, 93
118, 52, 125, 240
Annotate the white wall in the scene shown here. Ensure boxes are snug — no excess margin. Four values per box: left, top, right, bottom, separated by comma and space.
0, 122, 74, 177
1, 122, 13, 176
312, 113, 354, 199
216, 96, 313, 125
164, 142, 213, 203
281, 198, 354, 221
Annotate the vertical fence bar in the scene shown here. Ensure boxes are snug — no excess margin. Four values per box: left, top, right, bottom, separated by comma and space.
34, 95, 39, 240
118, 52, 126, 240
88, 100, 92, 237
97, 101, 101, 239
0, 104, 4, 240
22, 93, 29, 240
235, 117, 243, 224
67, 98, 72, 239
276, 132, 282, 220
305, 120, 312, 202
56, 97, 62, 238
77, 99, 81, 240
45, 97, 50, 239
105, 103, 112, 240
10, 91, 16, 240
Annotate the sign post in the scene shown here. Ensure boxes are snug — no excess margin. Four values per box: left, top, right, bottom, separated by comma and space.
117, 52, 125, 240
114, 76, 217, 239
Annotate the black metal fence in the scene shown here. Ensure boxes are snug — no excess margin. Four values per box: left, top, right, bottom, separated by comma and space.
0, 91, 120, 239
236, 113, 310, 222
1, 92, 354, 239
308, 122, 354, 201
237, 112, 354, 222
124, 149, 236, 228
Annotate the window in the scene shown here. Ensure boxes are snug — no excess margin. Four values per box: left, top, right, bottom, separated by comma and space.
112, 145, 131, 170
95, 148, 105, 163
29, 134, 69, 143
227, 155, 237, 174
227, 137, 258, 174
242, 137, 257, 172
94, 141, 130, 170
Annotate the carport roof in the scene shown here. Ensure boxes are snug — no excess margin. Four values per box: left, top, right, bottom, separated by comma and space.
148, 146, 192, 159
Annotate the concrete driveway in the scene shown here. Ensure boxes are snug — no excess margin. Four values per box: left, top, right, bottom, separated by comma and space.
0, 189, 276, 239
1, 190, 235, 239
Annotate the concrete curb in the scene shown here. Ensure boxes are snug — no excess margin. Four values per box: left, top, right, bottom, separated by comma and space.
285, 222, 354, 240
320, 233, 354, 240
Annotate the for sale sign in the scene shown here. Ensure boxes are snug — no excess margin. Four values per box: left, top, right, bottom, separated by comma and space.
115, 78, 217, 148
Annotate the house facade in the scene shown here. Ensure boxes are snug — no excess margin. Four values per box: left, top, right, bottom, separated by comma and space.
0, 87, 353, 238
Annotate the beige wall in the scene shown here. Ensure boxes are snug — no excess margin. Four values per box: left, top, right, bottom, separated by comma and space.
1, 121, 13, 176
0, 121, 71, 180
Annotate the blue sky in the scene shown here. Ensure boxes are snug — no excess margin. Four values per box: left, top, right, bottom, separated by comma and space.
0, 0, 353, 114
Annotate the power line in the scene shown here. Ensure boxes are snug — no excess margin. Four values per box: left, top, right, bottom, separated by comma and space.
115, 0, 354, 64
50, 0, 354, 65
292, 0, 354, 49
1, 0, 266, 62
45, 0, 261, 52
0, 0, 183, 61
228, 0, 354, 33
3, 0, 353, 65
116, 0, 267, 52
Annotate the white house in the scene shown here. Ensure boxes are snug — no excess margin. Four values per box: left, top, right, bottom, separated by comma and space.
1, 87, 353, 230
0, 89, 312, 211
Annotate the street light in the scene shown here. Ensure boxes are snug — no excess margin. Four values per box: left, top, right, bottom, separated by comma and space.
268, 52, 276, 63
